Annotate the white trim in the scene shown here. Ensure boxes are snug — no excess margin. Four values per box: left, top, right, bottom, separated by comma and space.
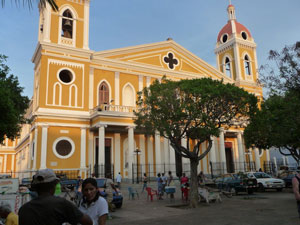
220, 33, 229, 44
114, 133, 121, 176
146, 76, 151, 87
36, 107, 90, 117
36, 122, 89, 128
58, 5, 78, 47
52, 136, 75, 159
89, 68, 94, 110
122, 82, 136, 107
69, 84, 78, 107
32, 128, 38, 170
96, 79, 112, 106
11, 154, 15, 172
40, 126, 48, 169
83, 1, 90, 50
233, 44, 242, 81
3, 155, 7, 173
162, 52, 179, 70
46, 59, 84, 109
222, 54, 233, 79
53, 82, 62, 106
57, 67, 76, 85
114, 72, 120, 106
80, 128, 86, 168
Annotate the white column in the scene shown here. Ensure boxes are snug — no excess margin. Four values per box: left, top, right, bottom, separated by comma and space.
146, 76, 151, 87
83, 1, 90, 50
282, 156, 286, 166
98, 125, 106, 167
40, 126, 48, 169
89, 68, 94, 110
32, 128, 38, 170
155, 131, 162, 172
127, 126, 134, 180
139, 135, 146, 171
237, 132, 245, 171
266, 149, 270, 162
147, 135, 154, 176
88, 130, 93, 169
114, 133, 121, 176
164, 138, 170, 172
80, 128, 86, 169
115, 72, 120, 105
273, 157, 278, 175
233, 44, 242, 81
209, 137, 217, 163
139, 75, 143, 92
219, 129, 227, 172
181, 138, 189, 173
3, 155, 7, 173
11, 155, 15, 172
42, 3, 51, 43
169, 142, 176, 169
254, 148, 261, 171
201, 143, 208, 174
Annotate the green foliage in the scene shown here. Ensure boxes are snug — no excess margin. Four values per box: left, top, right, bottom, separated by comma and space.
1, 0, 58, 11
246, 41, 300, 162
134, 77, 257, 160
0, 55, 29, 143
244, 92, 300, 162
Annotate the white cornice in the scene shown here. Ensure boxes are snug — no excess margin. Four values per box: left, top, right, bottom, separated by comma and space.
35, 107, 90, 119
215, 38, 257, 54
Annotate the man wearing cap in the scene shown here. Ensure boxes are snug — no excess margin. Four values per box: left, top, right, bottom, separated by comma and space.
19, 169, 92, 225
0, 202, 18, 225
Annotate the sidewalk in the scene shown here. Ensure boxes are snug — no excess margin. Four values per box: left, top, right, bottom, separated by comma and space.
108, 182, 297, 225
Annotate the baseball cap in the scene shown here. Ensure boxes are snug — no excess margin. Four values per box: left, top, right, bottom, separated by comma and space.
32, 169, 59, 184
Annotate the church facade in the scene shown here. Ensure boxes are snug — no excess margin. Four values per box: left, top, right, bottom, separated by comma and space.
0, 0, 268, 180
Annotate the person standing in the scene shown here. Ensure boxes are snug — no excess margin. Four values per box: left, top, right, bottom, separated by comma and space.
0, 202, 18, 225
142, 173, 148, 193
292, 172, 300, 218
157, 173, 163, 200
79, 178, 108, 225
162, 173, 168, 195
116, 172, 122, 189
105, 174, 118, 213
19, 169, 92, 225
167, 171, 174, 186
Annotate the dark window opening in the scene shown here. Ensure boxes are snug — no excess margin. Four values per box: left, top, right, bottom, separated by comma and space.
244, 55, 251, 75
59, 70, 73, 83
225, 57, 231, 78
62, 9, 73, 39
99, 82, 109, 105
56, 140, 72, 156
222, 34, 228, 43
241, 32, 247, 40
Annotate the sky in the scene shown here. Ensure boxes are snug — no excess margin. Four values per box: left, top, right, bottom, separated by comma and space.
0, 0, 299, 98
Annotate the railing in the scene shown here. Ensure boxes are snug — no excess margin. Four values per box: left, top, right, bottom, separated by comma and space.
93, 104, 137, 114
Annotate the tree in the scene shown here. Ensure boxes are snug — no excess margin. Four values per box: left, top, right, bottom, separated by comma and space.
245, 41, 300, 163
134, 77, 257, 207
1, 0, 58, 11
260, 42, 300, 96
244, 93, 300, 164
0, 55, 29, 143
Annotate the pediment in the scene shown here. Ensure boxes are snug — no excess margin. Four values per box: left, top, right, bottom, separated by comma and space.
92, 40, 230, 81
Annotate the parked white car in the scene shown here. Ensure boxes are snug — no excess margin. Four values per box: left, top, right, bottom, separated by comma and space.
247, 172, 285, 192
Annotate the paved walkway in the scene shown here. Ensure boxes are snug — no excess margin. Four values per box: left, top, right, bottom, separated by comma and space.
107, 182, 298, 225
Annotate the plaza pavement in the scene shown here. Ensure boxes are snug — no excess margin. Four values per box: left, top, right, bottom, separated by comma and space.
107, 181, 298, 225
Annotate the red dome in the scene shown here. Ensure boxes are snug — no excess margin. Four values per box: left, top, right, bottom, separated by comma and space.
217, 20, 252, 42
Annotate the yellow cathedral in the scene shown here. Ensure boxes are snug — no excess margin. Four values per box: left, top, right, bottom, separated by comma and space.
0, 1, 268, 180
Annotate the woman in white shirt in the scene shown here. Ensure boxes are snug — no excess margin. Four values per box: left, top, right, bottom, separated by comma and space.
79, 178, 108, 225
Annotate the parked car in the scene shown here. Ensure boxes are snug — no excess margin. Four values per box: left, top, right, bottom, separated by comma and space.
215, 173, 258, 194
247, 172, 285, 192
96, 178, 123, 208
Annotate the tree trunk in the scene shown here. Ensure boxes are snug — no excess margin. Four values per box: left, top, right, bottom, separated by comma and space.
189, 158, 199, 208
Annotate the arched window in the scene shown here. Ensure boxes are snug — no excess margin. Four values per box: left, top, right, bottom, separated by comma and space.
244, 55, 251, 75
225, 57, 231, 78
123, 84, 135, 106
62, 9, 73, 38
99, 82, 109, 105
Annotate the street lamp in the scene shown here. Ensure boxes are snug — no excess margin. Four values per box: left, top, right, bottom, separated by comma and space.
134, 148, 141, 183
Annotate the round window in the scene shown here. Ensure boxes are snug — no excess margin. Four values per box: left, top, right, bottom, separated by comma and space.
53, 137, 75, 159
222, 34, 228, 43
59, 70, 73, 84
241, 32, 247, 40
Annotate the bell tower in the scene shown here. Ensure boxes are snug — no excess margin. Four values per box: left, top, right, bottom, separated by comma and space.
38, 0, 90, 50
215, 3, 259, 84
